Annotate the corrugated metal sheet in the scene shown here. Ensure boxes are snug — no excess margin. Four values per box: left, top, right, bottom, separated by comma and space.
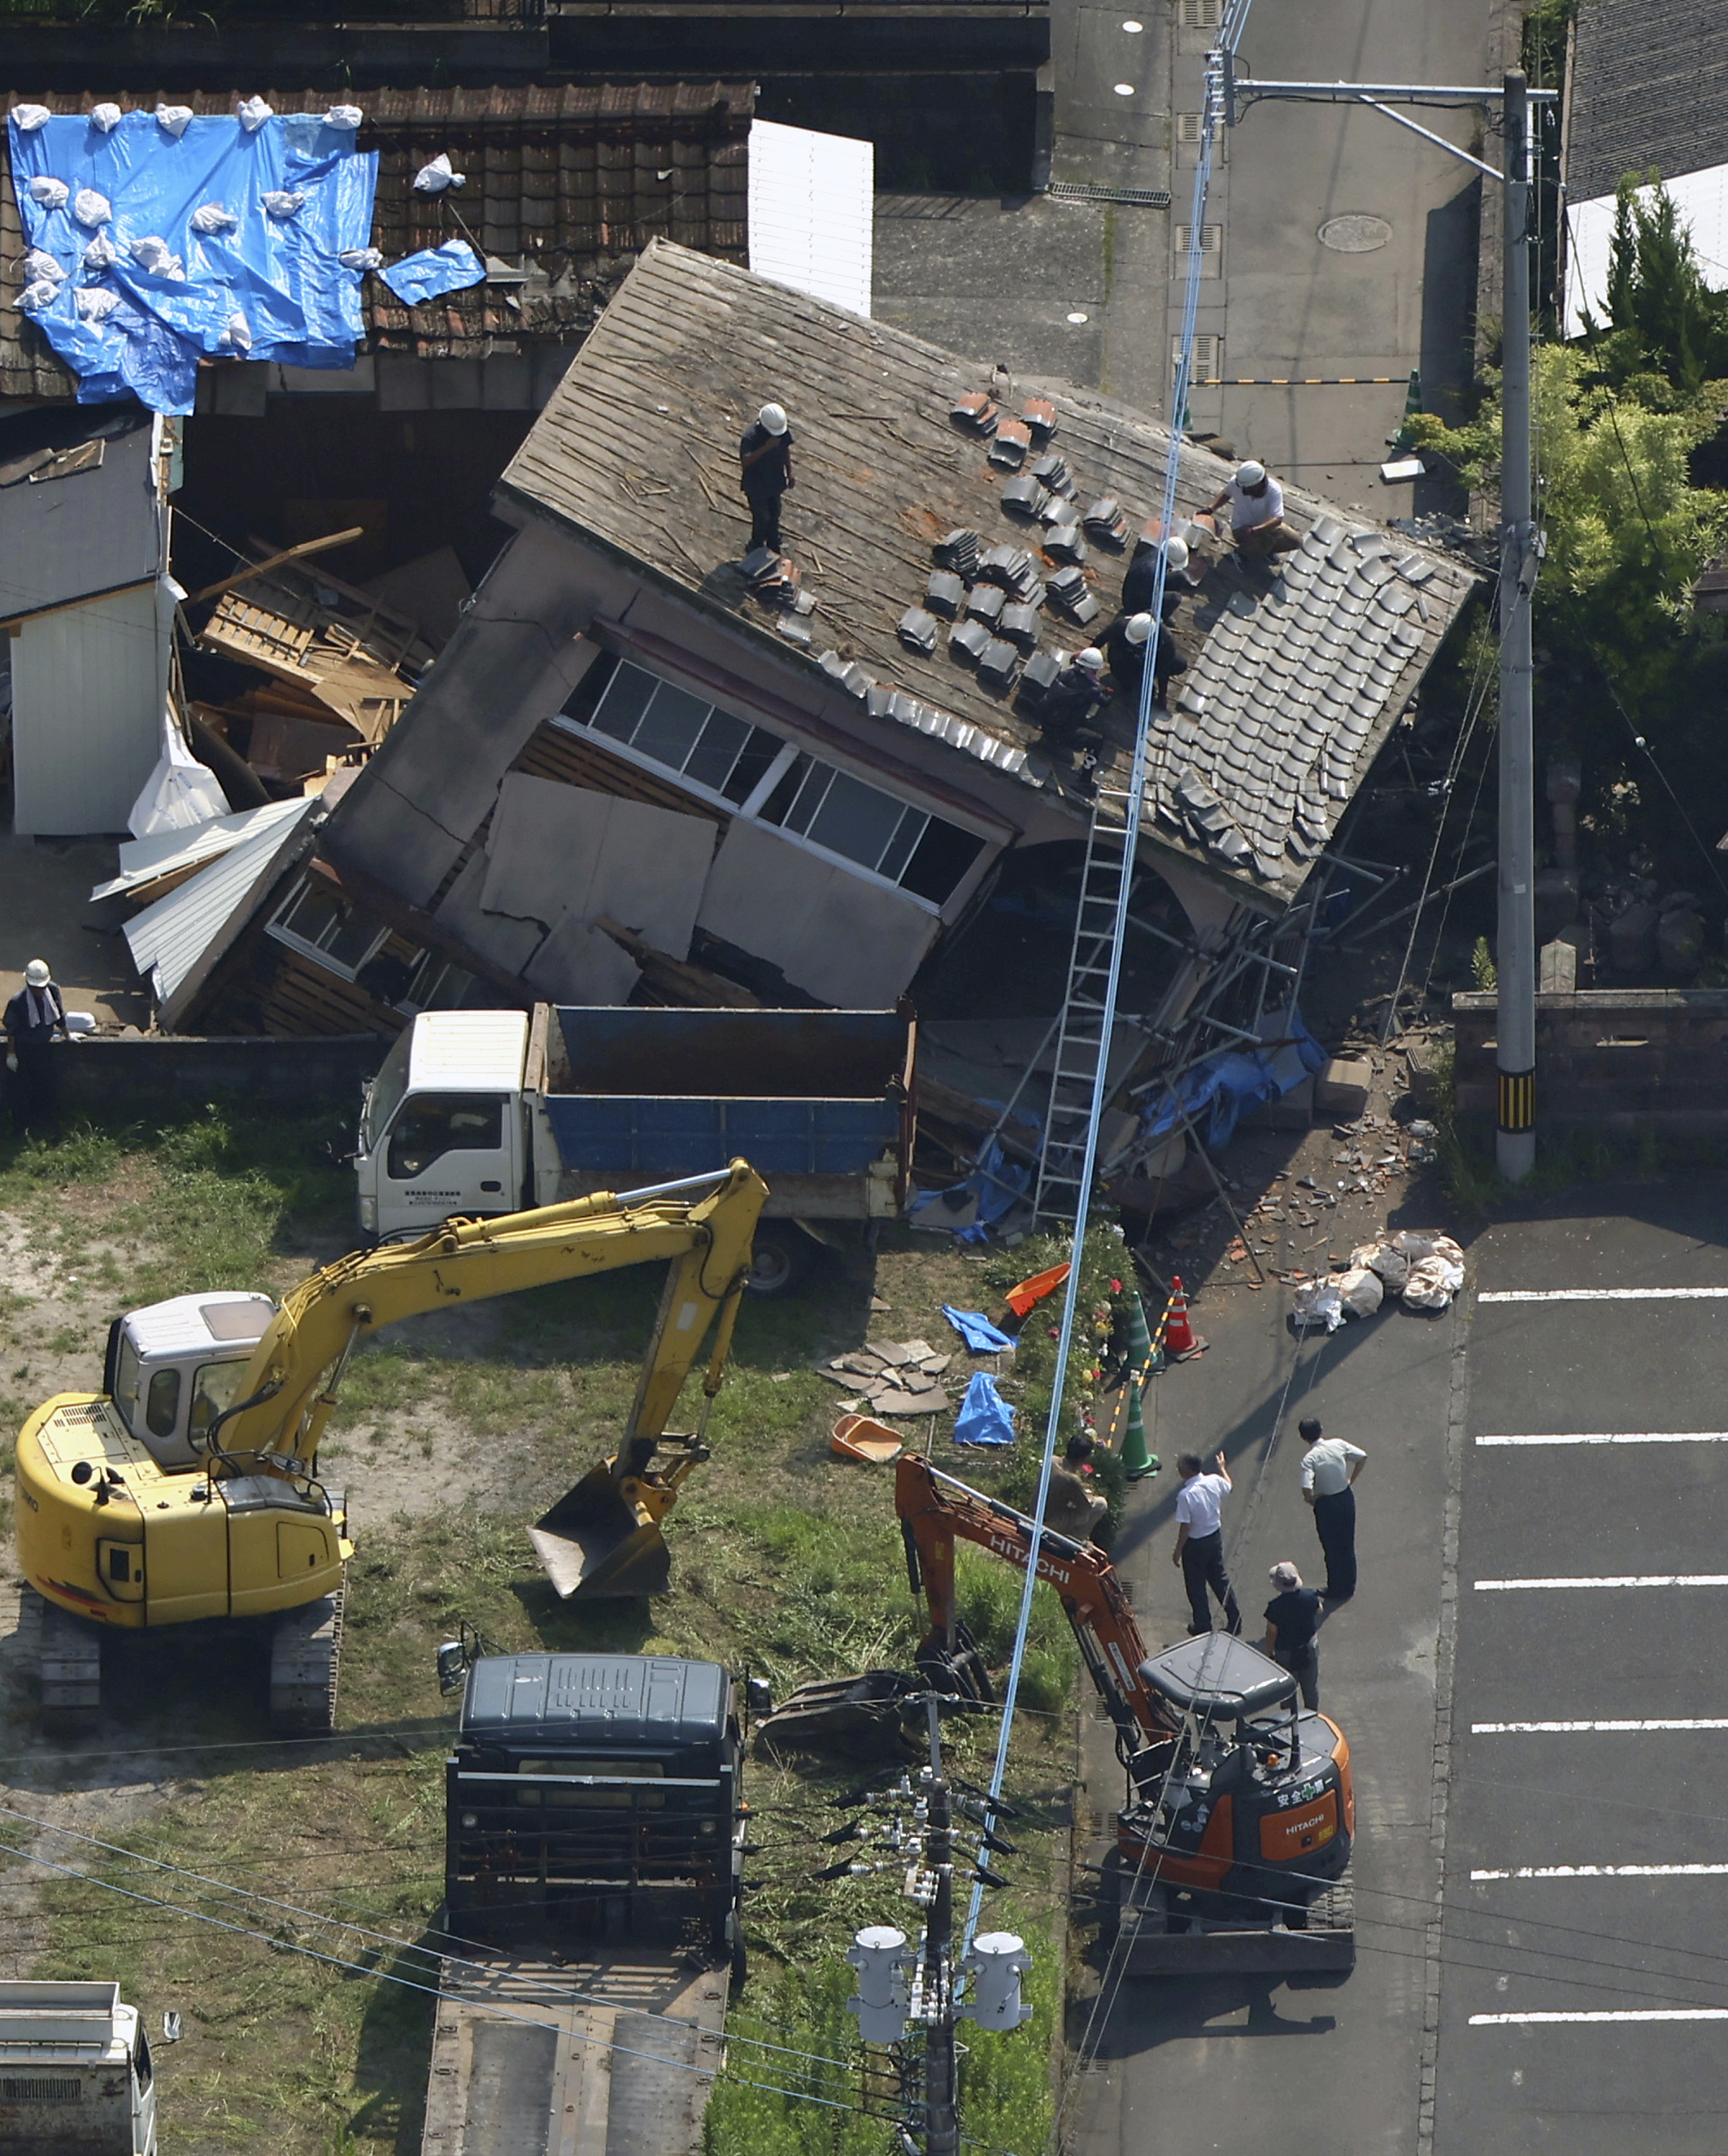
11, 581, 171, 837
747, 120, 873, 318
92, 795, 310, 903
126, 797, 319, 1025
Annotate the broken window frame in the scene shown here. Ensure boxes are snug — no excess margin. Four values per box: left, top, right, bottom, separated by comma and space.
266, 878, 391, 981
562, 659, 987, 911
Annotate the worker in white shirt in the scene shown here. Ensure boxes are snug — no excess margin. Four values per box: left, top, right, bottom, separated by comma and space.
1170, 1448, 1242, 1636
1206, 460, 1299, 561
1298, 1417, 1367, 1605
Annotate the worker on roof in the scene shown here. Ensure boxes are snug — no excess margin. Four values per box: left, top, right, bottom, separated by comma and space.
1042, 644, 1108, 740
1102, 608, 1186, 710
1122, 533, 1196, 617
738, 401, 795, 557
1205, 459, 1300, 561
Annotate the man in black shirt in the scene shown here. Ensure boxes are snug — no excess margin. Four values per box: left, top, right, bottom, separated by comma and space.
4, 956, 68, 1135
738, 400, 794, 555
1262, 1559, 1323, 1708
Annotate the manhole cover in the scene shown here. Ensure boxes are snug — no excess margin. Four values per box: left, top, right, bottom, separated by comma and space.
1318, 214, 1393, 253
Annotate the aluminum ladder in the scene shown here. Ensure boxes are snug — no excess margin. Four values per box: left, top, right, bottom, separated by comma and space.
1032, 779, 1137, 1225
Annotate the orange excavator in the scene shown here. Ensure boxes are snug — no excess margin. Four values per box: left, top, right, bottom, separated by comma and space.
896, 1453, 1355, 1972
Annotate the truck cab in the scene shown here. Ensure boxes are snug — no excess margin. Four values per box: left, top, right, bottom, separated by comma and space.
445, 1652, 746, 1972
0, 1981, 157, 2156
354, 1011, 530, 1238
103, 1293, 276, 1470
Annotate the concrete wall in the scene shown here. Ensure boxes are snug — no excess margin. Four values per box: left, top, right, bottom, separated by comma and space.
1453, 988, 1728, 1134
50, 1033, 385, 1119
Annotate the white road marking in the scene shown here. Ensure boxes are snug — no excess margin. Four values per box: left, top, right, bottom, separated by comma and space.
1480, 1288, 1728, 1302
1471, 1865, 1728, 1881
1471, 2009, 1728, 2026
1476, 1432, 1728, 1446
1473, 1719, 1728, 1733
1474, 1576, 1728, 1591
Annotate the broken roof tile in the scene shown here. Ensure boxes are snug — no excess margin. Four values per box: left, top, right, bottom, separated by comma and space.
1030, 453, 1072, 494
999, 603, 1042, 649
1023, 396, 1057, 442
1043, 525, 1087, 566
898, 607, 940, 654
949, 617, 992, 666
1001, 474, 1051, 519
925, 569, 967, 618
935, 528, 981, 573
988, 419, 1033, 468
978, 638, 1020, 691
952, 391, 999, 435
1083, 498, 1129, 547
966, 585, 1006, 625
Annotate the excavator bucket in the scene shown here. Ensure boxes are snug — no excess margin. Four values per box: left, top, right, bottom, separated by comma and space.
529, 1463, 673, 1600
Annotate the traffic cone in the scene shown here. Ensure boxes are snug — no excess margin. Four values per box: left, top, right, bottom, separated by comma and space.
1389, 367, 1423, 449
1162, 1275, 1207, 1362
1118, 1290, 1161, 1481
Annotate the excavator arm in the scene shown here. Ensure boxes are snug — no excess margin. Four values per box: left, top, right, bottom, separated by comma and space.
895, 1453, 1176, 1765
209, 1162, 767, 1491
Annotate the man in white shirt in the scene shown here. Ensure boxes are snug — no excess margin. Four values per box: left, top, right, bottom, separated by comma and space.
1205, 460, 1299, 561
1171, 1448, 1242, 1636
1298, 1417, 1367, 1605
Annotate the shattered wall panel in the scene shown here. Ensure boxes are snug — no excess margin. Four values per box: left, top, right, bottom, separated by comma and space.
696, 818, 939, 1006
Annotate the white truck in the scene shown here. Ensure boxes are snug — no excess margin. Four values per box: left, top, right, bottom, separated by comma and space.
354, 1004, 916, 1290
0, 1982, 158, 2156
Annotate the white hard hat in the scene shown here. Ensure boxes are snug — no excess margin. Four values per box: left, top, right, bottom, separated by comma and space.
1161, 536, 1190, 573
23, 959, 50, 987
1074, 646, 1105, 670
1236, 459, 1267, 488
1124, 612, 1152, 646
1269, 1560, 1302, 1590
759, 403, 788, 435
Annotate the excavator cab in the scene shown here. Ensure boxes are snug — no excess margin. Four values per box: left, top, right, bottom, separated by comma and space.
103, 1294, 276, 1469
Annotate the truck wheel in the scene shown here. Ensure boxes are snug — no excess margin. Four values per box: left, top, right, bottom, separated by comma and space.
745, 1224, 812, 1296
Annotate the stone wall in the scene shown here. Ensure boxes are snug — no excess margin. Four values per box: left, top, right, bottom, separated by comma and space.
1453, 989, 1728, 1134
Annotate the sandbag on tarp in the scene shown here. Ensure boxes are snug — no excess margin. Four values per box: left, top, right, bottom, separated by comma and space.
10, 108, 378, 414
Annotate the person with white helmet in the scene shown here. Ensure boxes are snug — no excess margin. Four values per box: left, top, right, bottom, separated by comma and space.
4, 956, 68, 1135
1042, 643, 1109, 740
738, 400, 795, 555
1121, 530, 1195, 616
1206, 458, 1299, 559
1102, 605, 1186, 708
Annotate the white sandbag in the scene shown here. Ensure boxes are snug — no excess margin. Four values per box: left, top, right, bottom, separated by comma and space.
191, 201, 239, 235
89, 103, 122, 133
72, 188, 110, 228
220, 309, 252, 354
261, 190, 306, 218
236, 96, 273, 132
23, 248, 65, 284
75, 286, 119, 323
1403, 1255, 1465, 1311
155, 104, 193, 137
1338, 1266, 1384, 1319
28, 176, 69, 209
338, 246, 383, 271
10, 104, 51, 132
325, 105, 364, 129
17, 278, 59, 314
413, 152, 466, 193
83, 232, 117, 270
1291, 1278, 1344, 1333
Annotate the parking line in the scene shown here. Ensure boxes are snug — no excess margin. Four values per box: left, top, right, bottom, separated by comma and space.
1480, 1288, 1728, 1302
1476, 1432, 1728, 1446
1471, 1865, 1728, 1880
1473, 1719, 1728, 1733
1474, 1576, 1728, 1591
1471, 2009, 1728, 2025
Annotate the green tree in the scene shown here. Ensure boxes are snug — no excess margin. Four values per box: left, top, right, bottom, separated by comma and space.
1592, 174, 1728, 389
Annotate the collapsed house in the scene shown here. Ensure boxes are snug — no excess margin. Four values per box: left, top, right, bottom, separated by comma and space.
114, 239, 1474, 1063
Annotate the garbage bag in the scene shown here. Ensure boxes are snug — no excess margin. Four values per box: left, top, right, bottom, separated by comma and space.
954, 1372, 1016, 1447
1338, 1266, 1384, 1319
1403, 1254, 1465, 1310
1351, 1239, 1409, 1291
1290, 1278, 1344, 1332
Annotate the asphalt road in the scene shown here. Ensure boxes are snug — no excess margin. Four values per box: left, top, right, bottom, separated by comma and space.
1067, 1262, 1457, 2156
1436, 1191, 1728, 2154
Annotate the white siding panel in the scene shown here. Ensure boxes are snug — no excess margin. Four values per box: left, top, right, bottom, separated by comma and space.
12, 583, 169, 837
748, 120, 873, 319
92, 795, 310, 901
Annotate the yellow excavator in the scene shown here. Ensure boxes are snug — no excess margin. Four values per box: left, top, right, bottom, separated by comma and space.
15, 1162, 767, 1729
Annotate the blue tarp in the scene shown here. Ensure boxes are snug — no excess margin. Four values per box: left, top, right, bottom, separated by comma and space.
942, 1307, 1015, 1354
953, 1372, 1016, 1448
908, 1136, 1030, 1246
11, 110, 379, 416
380, 240, 484, 306
1140, 1005, 1328, 1152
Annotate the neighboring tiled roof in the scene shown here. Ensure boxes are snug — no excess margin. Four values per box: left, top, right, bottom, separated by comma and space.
498, 241, 1477, 909
0, 85, 754, 395
1564, 0, 1728, 202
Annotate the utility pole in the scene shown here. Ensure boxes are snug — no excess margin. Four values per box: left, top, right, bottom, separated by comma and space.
1495, 69, 1537, 1181
920, 1698, 959, 2156
1221, 61, 1551, 1180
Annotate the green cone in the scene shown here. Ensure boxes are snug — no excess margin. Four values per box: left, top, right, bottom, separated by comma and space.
1117, 1290, 1161, 1482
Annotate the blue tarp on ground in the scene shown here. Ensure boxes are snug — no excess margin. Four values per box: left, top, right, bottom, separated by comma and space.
953, 1371, 1016, 1447
942, 1307, 1015, 1354
10, 109, 378, 415
1140, 1004, 1329, 1151
379, 240, 484, 306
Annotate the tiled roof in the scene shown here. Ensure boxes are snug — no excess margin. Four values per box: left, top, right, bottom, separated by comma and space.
1564, 0, 1728, 203
0, 85, 754, 395
498, 241, 1477, 908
